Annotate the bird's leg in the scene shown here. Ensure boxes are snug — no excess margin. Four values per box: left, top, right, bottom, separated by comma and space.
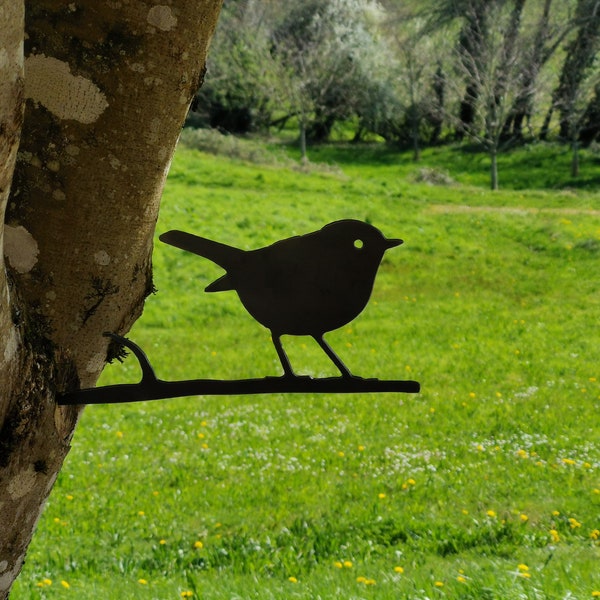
313, 335, 353, 378
271, 333, 296, 378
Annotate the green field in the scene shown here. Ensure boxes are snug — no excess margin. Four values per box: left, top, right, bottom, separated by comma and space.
15, 136, 600, 598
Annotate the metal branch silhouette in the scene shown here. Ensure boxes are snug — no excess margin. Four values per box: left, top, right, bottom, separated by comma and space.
58, 220, 420, 405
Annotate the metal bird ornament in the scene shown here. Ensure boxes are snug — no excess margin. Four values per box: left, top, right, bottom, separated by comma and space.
58, 220, 420, 405
160, 220, 400, 378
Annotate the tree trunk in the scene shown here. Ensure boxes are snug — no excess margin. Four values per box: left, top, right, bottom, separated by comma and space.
410, 106, 421, 162
0, 1, 223, 597
571, 137, 580, 177
490, 146, 499, 190
579, 81, 600, 144
300, 118, 308, 163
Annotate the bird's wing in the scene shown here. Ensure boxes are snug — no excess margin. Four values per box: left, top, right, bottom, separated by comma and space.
204, 273, 236, 292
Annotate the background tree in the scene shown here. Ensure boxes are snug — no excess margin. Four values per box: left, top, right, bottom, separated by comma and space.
503, 0, 573, 139
193, 0, 281, 133
272, 0, 390, 157
579, 80, 600, 143
0, 1, 222, 597
442, 0, 497, 139
388, 17, 446, 159
426, 0, 556, 188
561, 58, 600, 176
541, 0, 600, 140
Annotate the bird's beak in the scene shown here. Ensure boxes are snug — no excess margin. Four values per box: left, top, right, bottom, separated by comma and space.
385, 238, 403, 249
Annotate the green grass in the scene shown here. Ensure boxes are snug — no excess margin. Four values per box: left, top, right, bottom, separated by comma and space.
14, 138, 600, 599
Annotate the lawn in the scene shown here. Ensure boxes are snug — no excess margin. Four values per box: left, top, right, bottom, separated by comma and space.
14, 136, 600, 599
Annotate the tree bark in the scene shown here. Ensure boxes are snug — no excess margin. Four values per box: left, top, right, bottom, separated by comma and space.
0, 1, 222, 597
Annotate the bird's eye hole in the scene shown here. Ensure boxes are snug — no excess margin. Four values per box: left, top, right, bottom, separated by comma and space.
354, 239, 364, 249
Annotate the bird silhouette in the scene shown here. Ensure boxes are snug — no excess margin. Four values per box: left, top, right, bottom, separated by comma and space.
159, 220, 402, 378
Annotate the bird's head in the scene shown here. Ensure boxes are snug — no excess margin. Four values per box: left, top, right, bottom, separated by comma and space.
321, 220, 403, 259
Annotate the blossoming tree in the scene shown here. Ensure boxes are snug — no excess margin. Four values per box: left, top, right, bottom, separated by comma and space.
0, 1, 222, 596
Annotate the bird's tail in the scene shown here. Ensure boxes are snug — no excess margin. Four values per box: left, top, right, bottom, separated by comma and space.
159, 230, 244, 271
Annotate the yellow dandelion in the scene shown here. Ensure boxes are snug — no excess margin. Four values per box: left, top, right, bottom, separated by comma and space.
550, 529, 560, 543
334, 561, 343, 569
520, 514, 529, 523
159, 539, 167, 545
520, 572, 531, 579
590, 529, 600, 540
457, 576, 467, 583
338, 451, 345, 457
394, 566, 404, 574
378, 493, 386, 499
356, 576, 368, 583
61, 580, 70, 589
181, 592, 194, 599
518, 564, 529, 572
594, 489, 600, 495
552, 510, 561, 516
138, 579, 148, 585
568, 517, 581, 529
469, 392, 476, 398
358, 445, 365, 451
193, 540, 204, 549
343, 560, 353, 568
434, 581, 444, 587
288, 576, 298, 583
43, 578, 52, 586
365, 578, 376, 585
152, 491, 159, 497
517, 449, 528, 459
487, 510, 497, 518
562, 458, 576, 466
116, 431, 123, 438
407, 478, 416, 486
66, 494, 74, 501
138, 511, 145, 517
592, 591, 600, 597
